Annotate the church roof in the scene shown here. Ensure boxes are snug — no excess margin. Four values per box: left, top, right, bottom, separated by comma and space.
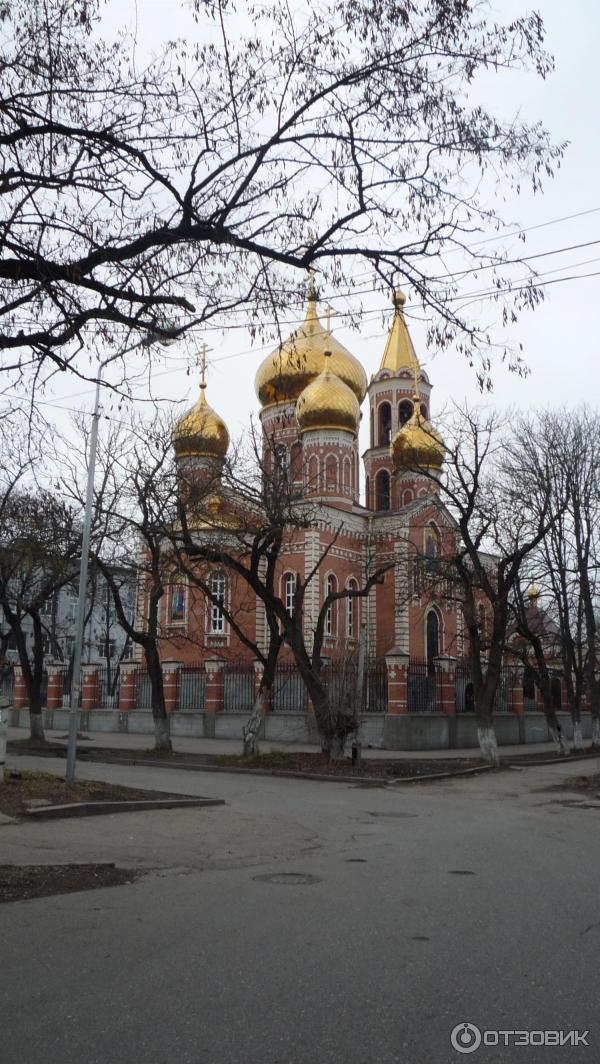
378, 289, 420, 376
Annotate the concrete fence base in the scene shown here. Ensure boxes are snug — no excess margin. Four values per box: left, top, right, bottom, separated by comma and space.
8, 707, 591, 751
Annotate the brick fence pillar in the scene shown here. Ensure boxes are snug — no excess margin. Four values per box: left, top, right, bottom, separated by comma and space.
81, 664, 99, 712
14, 665, 27, 709
162, 660, 181, 713
119, 663, 138, 711
435, 655, 457, 716
385, 650, 409, 715
46, 661, 64, 711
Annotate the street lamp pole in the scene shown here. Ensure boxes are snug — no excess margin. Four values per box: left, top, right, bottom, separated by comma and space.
65, 329, 177, 785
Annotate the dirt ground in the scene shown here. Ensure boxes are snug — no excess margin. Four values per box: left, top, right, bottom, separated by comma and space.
0, 769, 188, 819
0, 863, 140, 904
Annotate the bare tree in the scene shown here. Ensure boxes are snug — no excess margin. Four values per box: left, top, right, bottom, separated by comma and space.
508, 581, 570, 754
407, 405, 559, 763
175, 429, 392, 758
0, 420, 83, 741
1, 0, 563, 398
512, 409, 600, 748
65, 416, 184, 752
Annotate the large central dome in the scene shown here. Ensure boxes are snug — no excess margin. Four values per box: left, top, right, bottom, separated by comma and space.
255, 278, 367, 408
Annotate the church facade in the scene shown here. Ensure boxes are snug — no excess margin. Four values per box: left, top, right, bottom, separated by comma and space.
162, 281, 469, 673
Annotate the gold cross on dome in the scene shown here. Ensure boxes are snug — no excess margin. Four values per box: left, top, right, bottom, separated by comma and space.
325, 304, 335, 333
199, 341, 210, 389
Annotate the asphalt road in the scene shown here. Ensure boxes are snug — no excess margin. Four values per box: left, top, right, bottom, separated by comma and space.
1, 754, 599, 1064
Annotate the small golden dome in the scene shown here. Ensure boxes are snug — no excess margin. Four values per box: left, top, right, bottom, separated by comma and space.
172, 385, 229, 461
255, 277, 367, 407
296, 352, 360, 435
528, 583, 539, 607
391, 400, 444, 471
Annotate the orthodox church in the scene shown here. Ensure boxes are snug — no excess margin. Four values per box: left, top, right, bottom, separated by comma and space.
163, 279, 466, 668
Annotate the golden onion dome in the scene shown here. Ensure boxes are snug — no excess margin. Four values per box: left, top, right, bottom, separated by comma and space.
255, 276, 367, 407
391, 397, 444, 471
172, 384, 229, 461
296, 352, 360, 436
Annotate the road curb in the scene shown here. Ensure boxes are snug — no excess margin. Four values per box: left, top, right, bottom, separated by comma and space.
24, 796, 224, 819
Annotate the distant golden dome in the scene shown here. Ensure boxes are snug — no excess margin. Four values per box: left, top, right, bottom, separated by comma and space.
391, 400, 444, 471
296, 354, 360, 435
255, 278, 367, 407
172, 385, 229, 461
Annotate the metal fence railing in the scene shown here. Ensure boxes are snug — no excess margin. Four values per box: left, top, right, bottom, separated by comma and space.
96, 665, 121, 708
365, 659, 388, 713
180, 667, 206, 712
273, 663, 308, 712
223, 661, 255, 713
407, 658, 439, 713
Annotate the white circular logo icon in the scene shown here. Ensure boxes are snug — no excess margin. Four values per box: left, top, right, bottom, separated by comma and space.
451, 1023, 482, 1054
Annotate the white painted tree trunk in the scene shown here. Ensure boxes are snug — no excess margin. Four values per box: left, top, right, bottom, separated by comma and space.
548, 725, 570, 756
477, 726, 499, 766
572, 721, 584, 751
243, 691, 266, 756
153, 715, 172, 752
591, 717, 600, 748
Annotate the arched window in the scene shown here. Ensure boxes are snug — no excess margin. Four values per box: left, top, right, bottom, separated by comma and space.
325, 455, 338, 491
346, 578, 358, 638
425, 524, 441, 562
170, 582, 186, 624
426, 609, 440, 661
402, 488, 414, 506
398, 399, 413, 426
370, 407, 374, 447
375, 469, 390, 511
290, 442, 303, 483
420, 402, 428, 420
209, 572, 226, 634
378, 402, 392, 446
284, 572, 296, 617
343, 456, 351, 491
307, 454, 319, 491
325, 574, 338, 637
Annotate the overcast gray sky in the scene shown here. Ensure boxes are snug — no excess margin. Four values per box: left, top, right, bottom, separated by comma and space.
31, 0, 600, 460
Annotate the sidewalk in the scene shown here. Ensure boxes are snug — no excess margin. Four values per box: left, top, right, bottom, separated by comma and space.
7, 724, 561, 760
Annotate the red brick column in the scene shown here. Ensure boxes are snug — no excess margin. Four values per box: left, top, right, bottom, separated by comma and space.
119, 664, 138, 711
14, 665, 27, 709
81, 664, 99, 712
162, 661, 181, 713
436, 656, 457, 716
46, 661, 64, 710
385, 651, 409, 715
204, 658, 225, 715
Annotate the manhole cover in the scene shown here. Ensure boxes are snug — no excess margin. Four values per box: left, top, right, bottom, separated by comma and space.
253, 872, 321, 885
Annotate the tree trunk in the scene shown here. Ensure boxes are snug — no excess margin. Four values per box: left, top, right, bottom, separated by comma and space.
24, 677, 45, 744
29, 705, 45, 744
572, 716, 584, 751
538, 675, 570, 755
144, 645, 172, 753
243, 688, 269, 756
